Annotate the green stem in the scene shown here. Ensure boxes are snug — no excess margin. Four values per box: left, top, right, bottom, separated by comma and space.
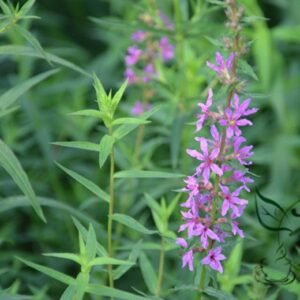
156, 237, 165, 296
107, 127, 115, 296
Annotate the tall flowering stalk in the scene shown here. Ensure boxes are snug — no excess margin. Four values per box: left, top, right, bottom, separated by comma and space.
177, 0, 258, 293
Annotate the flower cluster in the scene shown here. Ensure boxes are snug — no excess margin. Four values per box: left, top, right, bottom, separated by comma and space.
124, 12, 174, 115
177, 52, 257, 273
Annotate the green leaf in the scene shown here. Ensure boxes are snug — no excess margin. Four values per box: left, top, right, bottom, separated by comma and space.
0, 69, 58, 111
99, 135, 114, 168
113, 240, 142, 280
0, 45, 90, 77
0, 196, 102, 232
112, 213, 157, 235
86, 284, 148, 300
86, 224, 97, 261
112, 117, 150, 126
0, 140, 45, 222
72, 217, 108, 257
139, 252, 157, 294
17, 257, 75, 285
111, 79, 127, 113
43, 253, 81, 264
52, 141, 99, 152
0, 0, 11, 15
114, 170, 185, 179
88, 257, 132, 268
204, 287, 236, 300
18, 0, 35, 16
238, 60, 258, 80
56, 163, 109, 203
93, 74, 110, 114
69, 109, 104, 119
13, 24, 48, 62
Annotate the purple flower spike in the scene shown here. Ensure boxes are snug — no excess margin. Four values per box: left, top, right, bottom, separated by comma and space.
182, 250, 194, 271
201, 246, 226, 273
194, 223, 220, 249
207, 52, 235, 84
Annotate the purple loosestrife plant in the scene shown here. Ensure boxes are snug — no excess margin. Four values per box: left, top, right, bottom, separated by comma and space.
123, 12, 175, 115
177, 2, 258, 285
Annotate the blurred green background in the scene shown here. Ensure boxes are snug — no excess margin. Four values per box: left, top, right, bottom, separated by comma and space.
0, 0, 299, 299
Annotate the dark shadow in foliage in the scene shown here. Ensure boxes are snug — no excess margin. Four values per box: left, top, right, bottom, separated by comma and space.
255, 189, 300, 285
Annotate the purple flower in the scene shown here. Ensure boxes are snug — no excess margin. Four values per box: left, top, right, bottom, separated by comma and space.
187, 138, 223, 183
231, 94, 258, 116
131, 101, 144, 116
207, 52, 235, 84
219, 185, 248, 217
194, 222, 220, 249
125, 46, 142, 66
231, 170, 254, 192
201, 246, 226, 273
232, 221, 244, 238
219, 108, 252, 138
124, 68, 137, 84
182, 250, 194, 271
143, 63, 156, 82
196, 88, 213, 131
159, 11, 174, 30
176, 237, 188, 248
159, 37, 174, 62
178, 210, 199, 238
131, 30, 147, 42
233, 137, 253, 165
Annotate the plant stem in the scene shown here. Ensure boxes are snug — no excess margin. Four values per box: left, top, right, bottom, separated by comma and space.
156, 237, 165, 296
107, 128, 115, 295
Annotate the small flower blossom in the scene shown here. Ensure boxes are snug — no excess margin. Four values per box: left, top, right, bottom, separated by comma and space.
131, 101, 144, 116
131, 30, 147, 42
201, 247, 226, 273
196, 88, 213, 131
159, 37, 174, 62
124, 68, 137, 84
207, 52, 235, 84
182, 250, 194, 271
194, 222, 220, 249
176, 237, 188, 248
231, 221, 244, 238
125, 46, 143, 66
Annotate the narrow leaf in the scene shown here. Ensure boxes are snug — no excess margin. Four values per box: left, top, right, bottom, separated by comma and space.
86, 224, 97, 261
0, 69, 58, 111
69, 109, 104, 119
139, 252, 157, 294
89, 257, 132, 267
18, 0, 35, 16
99, 135, 114, 168
111, 79, 127, 113
52, 141, 99, 152
17, 257, 75, 285
112, 117, 150, 126
56, 163, 109, 203
115, 170, 185, 179
0, 140, 45, 221
43, 253, 80, 264
112, 213, 157, 235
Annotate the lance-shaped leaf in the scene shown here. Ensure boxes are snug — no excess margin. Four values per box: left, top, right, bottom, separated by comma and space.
56, 163, 109, 203
112, 213, 157, 235
86, 224, 97, 261
17, 257, 75, 285
52, 141, 99, 152
112, 117, 150, 126
69, 109, 105, 119
139, 252, 157, 295
0, 140, 45, 222
0, 69, 58, 111
18, 0, 35, 17
43, 253, 81, 264
111, 79, 127, 114
99, 135, 114, 168
88, 257, 133, 268
115, 170, 185, 179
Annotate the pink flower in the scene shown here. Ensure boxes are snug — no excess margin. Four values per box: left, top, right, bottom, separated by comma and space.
219, 108, 252, 138
131, 30, 147, 42
176, 237, 188, 248
187, 138, 223, 183
182, 250, 194, 271
232, 221, 244, 238
233, 137, 253, 165
159, 37, 174, 62
231, 94, 258, 116
196, 88, 213, 131
124, 68, 137, 84
219, 185, 248, 217
131, 101, 144, 116
201, 246, 226, 273
194, 222, 220, 249
207, 52, 235, 84
125, 46, 142, 66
